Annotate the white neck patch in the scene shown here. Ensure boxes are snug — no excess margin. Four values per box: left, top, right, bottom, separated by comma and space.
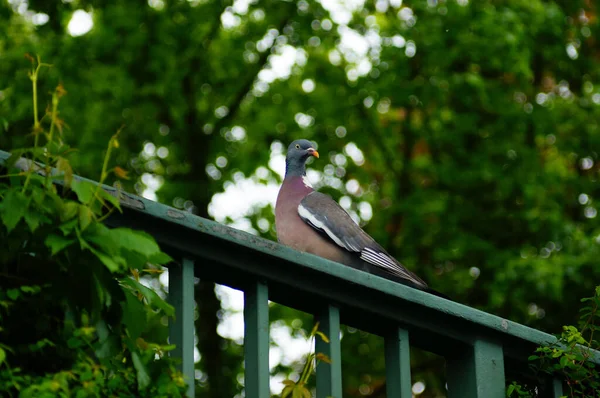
302, 175, 313, 188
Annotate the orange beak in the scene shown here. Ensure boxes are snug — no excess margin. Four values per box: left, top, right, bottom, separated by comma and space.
307, 148, 319, 158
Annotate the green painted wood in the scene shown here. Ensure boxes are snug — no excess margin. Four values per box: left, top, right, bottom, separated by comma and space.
315, 305, 342, 398
0, 150, 586, 354
385, 328, 411, 398
244, 281, 270, 398
168, 258, 196, 398
99, 191, 563, 350
447, 339, 505, 398
551, 378, 564, 398
3, 149, 599, 373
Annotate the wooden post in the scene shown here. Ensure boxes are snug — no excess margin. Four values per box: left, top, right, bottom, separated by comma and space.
169, 258, 196, 398
385, 328, 412, 398
315, 305, 342, 398
447, 339, 505, 398
244, 281, 270, 398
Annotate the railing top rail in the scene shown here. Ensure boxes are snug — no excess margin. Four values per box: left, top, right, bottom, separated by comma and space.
2, 149, 599, 365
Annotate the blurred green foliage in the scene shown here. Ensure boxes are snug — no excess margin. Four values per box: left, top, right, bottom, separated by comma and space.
1, 0, 600, 396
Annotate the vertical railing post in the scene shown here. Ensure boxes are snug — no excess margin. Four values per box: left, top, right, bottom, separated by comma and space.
447, 339, 505, 398
385, 328, 412, 398
169, 258, 195, 398
315, 305, 342, 398
244, 281, 270, 398
551, 378, 564, 398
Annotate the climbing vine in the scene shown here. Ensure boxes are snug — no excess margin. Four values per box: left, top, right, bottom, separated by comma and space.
508, 286, 600, 398
0, 57, 186, 396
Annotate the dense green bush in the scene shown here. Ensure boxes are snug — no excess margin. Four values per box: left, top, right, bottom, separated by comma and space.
0, 58, 186, 397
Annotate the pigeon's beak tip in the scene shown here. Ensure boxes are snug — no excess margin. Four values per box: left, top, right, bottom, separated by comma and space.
308, 148, 319, 158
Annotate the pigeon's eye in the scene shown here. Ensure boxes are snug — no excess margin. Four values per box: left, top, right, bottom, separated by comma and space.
295, 144, 300, 149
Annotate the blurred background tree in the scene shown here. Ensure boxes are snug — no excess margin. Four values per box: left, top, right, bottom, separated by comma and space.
1, 0, 599, 396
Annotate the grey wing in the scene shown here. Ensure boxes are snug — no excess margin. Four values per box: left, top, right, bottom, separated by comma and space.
298, 192, 427, 288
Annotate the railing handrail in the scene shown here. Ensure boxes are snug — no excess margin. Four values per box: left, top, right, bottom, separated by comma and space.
104, 187, 600, 361
3, 149, 599, 396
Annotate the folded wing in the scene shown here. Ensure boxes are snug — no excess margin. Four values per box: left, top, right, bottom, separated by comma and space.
298, 191, 427, 289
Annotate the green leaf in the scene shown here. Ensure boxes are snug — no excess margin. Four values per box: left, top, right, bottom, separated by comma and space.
71, 180, 96, 204
110, 228, 161, 257
94, 250, 125, 272
60, 201, 79, 222
97, 188, 121, 211
45, 234, 75, 255
149, 251, 174, 265
95, 334, 120, 359
309, 322, 320, 338
160, 344, 176, 352
84, 223, 118, 255
132, 351, 151, 390
552, 349, 563, 358
0, 347, 5, 366
20, 285, 41, 294
315, 331, 330, 343
121, 277, 175, 317
7, 289, 20, 300
315, 352, 331, 364
4, 148, 29, 169
78, 230, 125, 272
507, 384, 515, 396
24, 210, 49, 232
281, 385, 294, 398
59, 218, 78, 235
0, 189, 30, 232
122, 290, 147, 339
56, 156, 73, 188
292, 385, 309, 398
121, 248, 150, 269
28, 338, 55, 352
79, 205, 93, 230
67, 336, 82, 349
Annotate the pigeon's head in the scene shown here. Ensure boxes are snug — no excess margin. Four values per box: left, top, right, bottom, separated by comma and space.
285, 139, 319, 177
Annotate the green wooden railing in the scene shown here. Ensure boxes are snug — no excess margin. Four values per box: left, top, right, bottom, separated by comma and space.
97, 176, 600, 398
106, 195, 550, 398
2, 150, 598, 398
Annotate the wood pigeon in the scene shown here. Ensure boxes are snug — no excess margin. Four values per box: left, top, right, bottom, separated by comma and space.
276, 139, 443, 296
